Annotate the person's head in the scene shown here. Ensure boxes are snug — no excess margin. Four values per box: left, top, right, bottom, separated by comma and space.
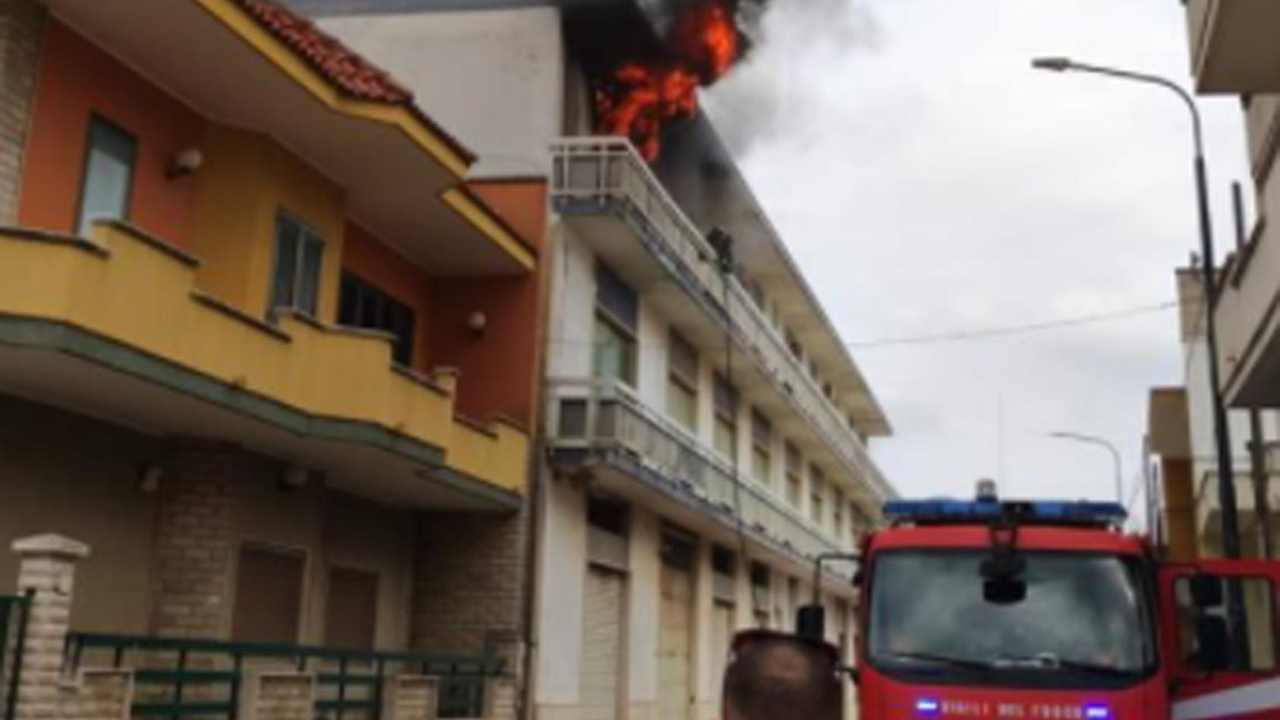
721, 630, 843, 720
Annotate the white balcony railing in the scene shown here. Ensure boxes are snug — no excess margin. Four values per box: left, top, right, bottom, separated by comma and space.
547, 378, 854, 579
550, 137, 893, 503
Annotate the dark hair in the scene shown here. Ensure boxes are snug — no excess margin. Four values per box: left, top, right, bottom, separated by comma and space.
722, 631, 842, 720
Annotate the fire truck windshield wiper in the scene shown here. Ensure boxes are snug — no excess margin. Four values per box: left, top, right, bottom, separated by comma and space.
998, 654, 1135, 677
885, 651, 995, 673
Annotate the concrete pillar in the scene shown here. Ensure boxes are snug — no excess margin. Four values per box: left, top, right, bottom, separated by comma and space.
0, 0, 46, 224
11, 533, 90, 720
691, 542, 715, 720
625, 508, 660, 720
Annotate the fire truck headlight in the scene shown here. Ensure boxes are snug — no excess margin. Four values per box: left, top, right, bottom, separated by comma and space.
1083, 704, 1111, 720
914, 698, 940, 716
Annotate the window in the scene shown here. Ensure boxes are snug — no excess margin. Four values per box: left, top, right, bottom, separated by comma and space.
751, 410, 772, 486
325, 567, 378, 650
833, 488, 845, 538
338, 272, 416, 366
713, 373, 739, 461
270, 213, 324, 317
850, 502, 864, 545
1175, 575, 1277, 672
785, 329, 802, 360
667, 330, 698, 432
232, 545, 305, 644
593, 264, 638, 386
785, 443, 803, 508
810, 465, 825, 525
76, 116, 136, 236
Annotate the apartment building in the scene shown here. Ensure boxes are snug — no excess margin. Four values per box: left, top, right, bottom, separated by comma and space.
0, 0, 546, 716
291, 3, 898, 719
1174, 2, 1280, 559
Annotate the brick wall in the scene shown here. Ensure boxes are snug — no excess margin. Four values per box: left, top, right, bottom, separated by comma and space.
59, 670, 133, 720
244, 673, 314, 720
148, 451, 237, 638
384, 675, 438, 720
0, 0, 45, 224
410, 511, 526, 654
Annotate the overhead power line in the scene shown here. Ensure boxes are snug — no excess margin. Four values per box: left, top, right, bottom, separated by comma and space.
847, 301, 1178, 349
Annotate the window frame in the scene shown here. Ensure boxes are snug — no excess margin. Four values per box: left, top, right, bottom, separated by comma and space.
666, 330, 699, 431
338, 271, 417, 367
269, 210, 325, 319
784, 442, 803, 508
712, 373, 740, 462
74, 114, 138, 237
810, 465, 826, 526
750, 409, 773, 486
592, 310, 638, 387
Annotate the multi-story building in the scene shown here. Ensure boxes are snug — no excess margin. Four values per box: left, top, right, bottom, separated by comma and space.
291, 3, 898, 720
1172, 2, 1280, 559
0, 0, 547, 716
1145, 270, 1278, 560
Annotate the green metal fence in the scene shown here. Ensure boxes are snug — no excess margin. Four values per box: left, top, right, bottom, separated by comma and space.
63, 633, 503, 720
0, 592, 32, 720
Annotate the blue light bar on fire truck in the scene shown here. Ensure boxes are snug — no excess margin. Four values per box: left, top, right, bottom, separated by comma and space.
882, 499, 1127, 527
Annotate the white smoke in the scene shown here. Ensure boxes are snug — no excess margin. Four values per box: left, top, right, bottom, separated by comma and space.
703, 0, 883, 155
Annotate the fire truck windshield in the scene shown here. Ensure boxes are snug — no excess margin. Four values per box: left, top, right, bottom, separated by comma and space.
867, 550, 1157, 688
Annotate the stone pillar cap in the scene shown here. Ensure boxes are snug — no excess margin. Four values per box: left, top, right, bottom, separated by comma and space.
12, 533, 91, 559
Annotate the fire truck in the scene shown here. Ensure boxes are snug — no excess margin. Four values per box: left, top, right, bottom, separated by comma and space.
794, 485, 1280, 720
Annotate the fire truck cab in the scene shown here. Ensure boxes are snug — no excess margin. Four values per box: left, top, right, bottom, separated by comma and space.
843, 490, 1280, 720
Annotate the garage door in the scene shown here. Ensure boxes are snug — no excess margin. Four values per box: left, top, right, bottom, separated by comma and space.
659, 554, 693, 720
710, 600, 735, 708
581, 566, 625, 720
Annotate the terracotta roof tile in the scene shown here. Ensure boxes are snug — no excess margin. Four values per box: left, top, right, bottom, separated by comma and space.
238, 0, 411, 103
236, 0, 475, 165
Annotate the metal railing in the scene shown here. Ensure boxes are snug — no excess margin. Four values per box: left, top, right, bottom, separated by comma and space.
549, 379, 855, 578
0, 592, 31, 720
550, 137, 892, 504
63, 633, 502, 720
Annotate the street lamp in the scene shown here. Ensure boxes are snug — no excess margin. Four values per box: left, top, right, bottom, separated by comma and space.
1048, 432, 1123, 504
1031, 56, 1243, 559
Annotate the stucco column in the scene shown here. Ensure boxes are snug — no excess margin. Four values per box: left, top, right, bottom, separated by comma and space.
11, 533, 91, 720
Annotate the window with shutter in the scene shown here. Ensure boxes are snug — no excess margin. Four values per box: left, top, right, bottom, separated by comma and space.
750, 410, 772, 486
712, 374, 739, 461
667, 331, 698, 432
785, 443, 803, 507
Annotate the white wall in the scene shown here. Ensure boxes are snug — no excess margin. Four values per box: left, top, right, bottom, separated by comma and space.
315, 8, 564, 177
533, 472, 587, 709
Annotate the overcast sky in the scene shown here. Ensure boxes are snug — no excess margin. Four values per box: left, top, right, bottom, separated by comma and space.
704, 0, 1251, 515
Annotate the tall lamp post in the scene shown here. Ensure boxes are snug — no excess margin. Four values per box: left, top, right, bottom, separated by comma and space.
1031, 57, 1242, 559
1048, 432, 1123, 504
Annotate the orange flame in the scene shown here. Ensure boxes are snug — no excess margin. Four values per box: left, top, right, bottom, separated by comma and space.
594, 0, 741, 163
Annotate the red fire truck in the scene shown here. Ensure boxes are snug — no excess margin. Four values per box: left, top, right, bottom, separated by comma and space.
800, 487, 1280, 720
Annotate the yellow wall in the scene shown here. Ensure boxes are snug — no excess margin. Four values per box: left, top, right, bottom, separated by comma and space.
189, 125, 346, 321
0, 223, 527, 494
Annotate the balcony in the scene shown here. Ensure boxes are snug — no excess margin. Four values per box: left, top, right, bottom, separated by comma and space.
1187, 0, 1280, 93
550, 138, 892, 507
547, 379, 855, 582
0, 221, 527, 509
1245, 95, 1280, 181
1214, 202, 1280, 408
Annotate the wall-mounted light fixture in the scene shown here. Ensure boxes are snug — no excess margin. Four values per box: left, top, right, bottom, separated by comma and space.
467, 310, 487, 336
166, 147, 204, 180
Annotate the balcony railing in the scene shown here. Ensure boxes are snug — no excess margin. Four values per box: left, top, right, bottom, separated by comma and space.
548, 379, 853, 579
550, 138, 892, 503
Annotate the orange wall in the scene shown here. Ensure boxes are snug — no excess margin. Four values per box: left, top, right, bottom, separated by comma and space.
339, 222, 433, 373
429, 180, 547, 427
18, 21, 206, 247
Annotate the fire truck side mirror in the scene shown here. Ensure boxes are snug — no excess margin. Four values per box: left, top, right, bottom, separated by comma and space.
1190, 574, 1224, 609
797, 604, 825, 640
1192, 615, 1231, 671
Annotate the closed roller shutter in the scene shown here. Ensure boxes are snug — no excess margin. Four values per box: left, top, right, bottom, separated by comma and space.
659, 556, 693, 720
710, 600, 735, 708
581, 566, 625, 720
